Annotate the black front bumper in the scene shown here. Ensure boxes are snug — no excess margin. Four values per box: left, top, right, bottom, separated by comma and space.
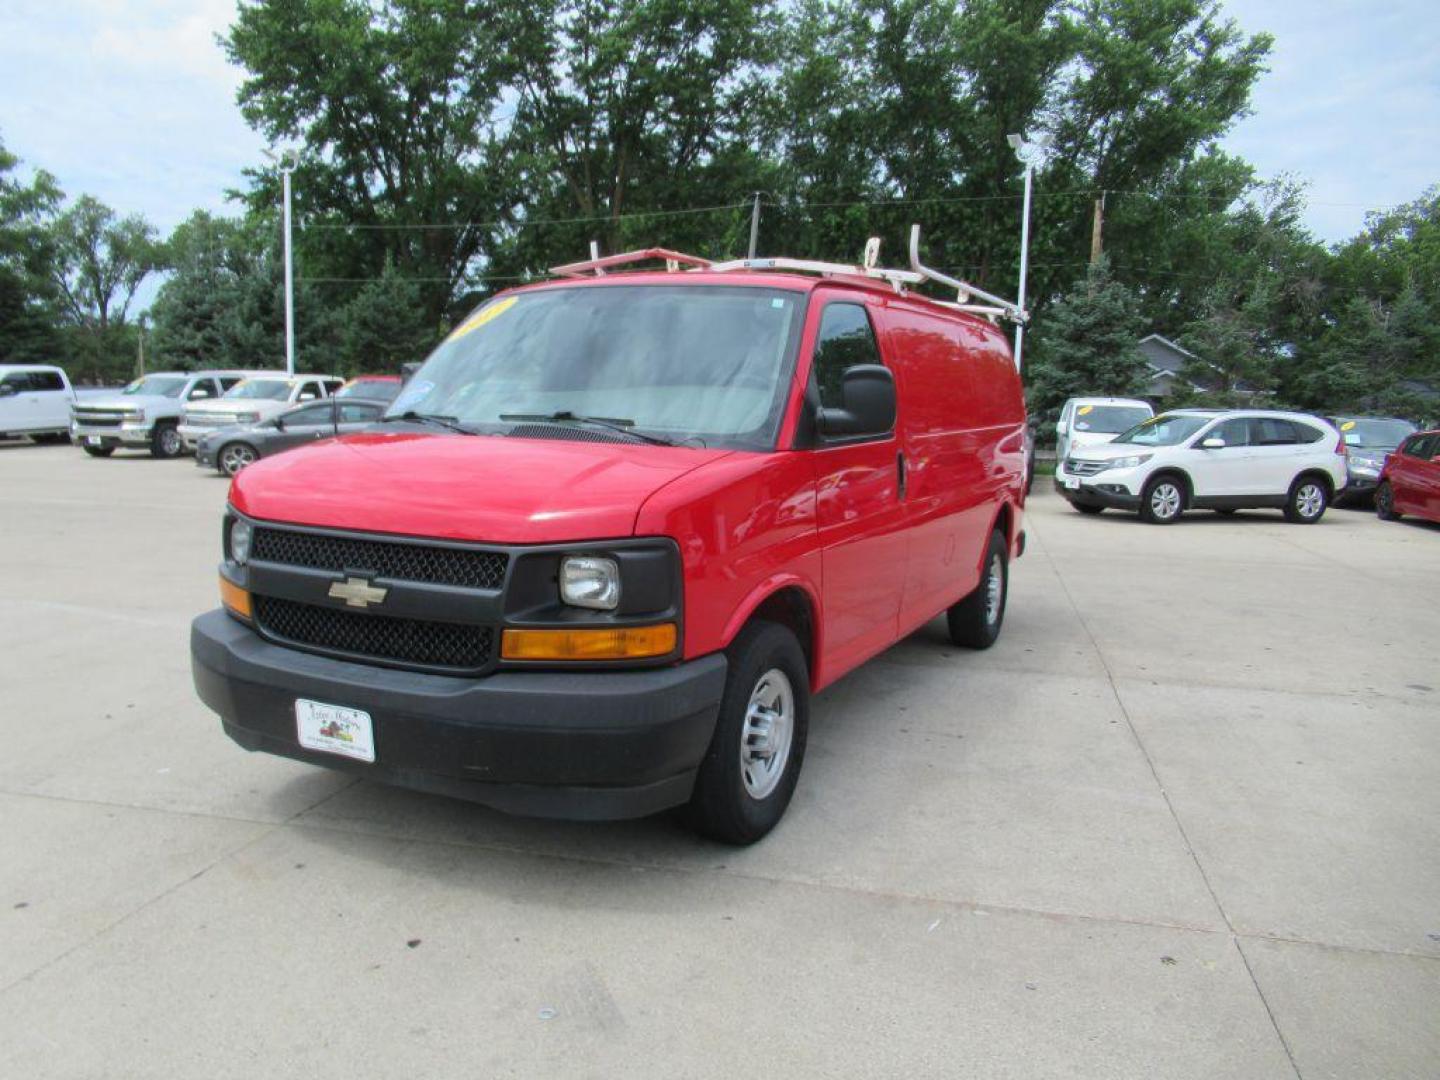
191, 609, 727, 820
1053, 476, 1141, 510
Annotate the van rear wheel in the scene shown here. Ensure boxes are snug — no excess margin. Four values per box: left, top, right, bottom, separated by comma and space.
948, 530, 1008, 650
686, 621, 809, 845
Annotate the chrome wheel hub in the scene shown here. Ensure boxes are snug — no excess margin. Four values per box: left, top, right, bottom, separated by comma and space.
221, 446, 254, 475
985, 553, 1004, 625
1297, 484, 1323, 518
1151, 483, 1181, 519
160, 428, 181, 455
740, 668, 795, 800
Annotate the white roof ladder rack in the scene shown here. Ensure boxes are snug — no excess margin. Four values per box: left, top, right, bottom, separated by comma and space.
549, 226, 1028, 328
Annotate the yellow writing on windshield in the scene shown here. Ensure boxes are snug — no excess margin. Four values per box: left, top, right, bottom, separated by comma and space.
1077, 405, 1094, 415
1340, 420, 1356, 431
450, 296, 518, 341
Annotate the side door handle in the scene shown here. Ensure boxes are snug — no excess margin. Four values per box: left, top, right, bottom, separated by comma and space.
897, 451, 907, 501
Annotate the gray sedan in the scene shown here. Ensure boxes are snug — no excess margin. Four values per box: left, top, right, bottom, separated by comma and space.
195, 398, 388, 476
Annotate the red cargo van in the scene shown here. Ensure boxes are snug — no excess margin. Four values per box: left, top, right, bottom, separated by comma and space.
191, 238, 1028, 843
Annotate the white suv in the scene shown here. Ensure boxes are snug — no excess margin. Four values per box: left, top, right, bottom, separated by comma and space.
1055, 409, 1348, 524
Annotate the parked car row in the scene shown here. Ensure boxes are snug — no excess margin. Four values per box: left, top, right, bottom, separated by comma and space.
1053, 404, 1440, 527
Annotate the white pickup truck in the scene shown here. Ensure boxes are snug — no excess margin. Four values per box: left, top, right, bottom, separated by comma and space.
178, 374, 344, 451
0, 364, 78, 443
71, 370, 271, 458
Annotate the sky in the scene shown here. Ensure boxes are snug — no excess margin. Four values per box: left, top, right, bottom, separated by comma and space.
0, 0, 1437, 253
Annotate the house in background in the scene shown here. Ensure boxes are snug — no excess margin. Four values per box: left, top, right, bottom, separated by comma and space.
1137, 333, 1262, 402
1137, 334, 1201, 399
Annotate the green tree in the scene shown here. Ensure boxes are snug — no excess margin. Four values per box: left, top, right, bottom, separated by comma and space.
49, 195, 162, 382
337, 256, 437, 372
1025, 258, 1149, 414
0, 137, 64, 363
225, 0, 517, 327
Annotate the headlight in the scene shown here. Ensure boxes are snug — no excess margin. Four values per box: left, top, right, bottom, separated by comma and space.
560, 555, 620, 610
1106, 454, 1152, 470
1348, 457, 1381, 475
229, 519, 253, 565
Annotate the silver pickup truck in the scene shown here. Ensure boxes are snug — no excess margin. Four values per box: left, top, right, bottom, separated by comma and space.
71, 371, 272, 458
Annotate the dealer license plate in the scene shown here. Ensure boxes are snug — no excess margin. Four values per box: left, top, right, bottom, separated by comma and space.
1064, 476, 1080, 490
296, 699, 375, 763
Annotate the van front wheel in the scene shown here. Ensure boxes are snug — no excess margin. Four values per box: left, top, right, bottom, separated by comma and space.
687, 621, 809, 845
948, 530, 1008, 650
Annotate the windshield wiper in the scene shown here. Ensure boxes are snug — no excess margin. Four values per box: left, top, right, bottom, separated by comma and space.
499, 411, 679, 447
378, 411, 475, 436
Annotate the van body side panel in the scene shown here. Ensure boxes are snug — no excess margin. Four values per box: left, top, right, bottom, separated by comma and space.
877, 304, 1025, 635
633, 451, 821, 669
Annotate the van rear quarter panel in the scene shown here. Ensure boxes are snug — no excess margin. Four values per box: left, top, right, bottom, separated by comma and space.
634, 452, 822, 676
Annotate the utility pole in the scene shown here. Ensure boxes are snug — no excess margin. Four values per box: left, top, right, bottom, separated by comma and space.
747, 193, 762, 259
1090, 191, 1106, 266
135, 315, 146, 378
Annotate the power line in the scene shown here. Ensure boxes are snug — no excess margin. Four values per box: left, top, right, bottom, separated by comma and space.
303, 201, 750, 232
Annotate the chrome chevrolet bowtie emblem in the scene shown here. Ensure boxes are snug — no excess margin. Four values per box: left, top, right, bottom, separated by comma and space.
328, 576, 388, 608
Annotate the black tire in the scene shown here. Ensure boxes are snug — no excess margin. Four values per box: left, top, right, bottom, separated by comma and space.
947, 529, 1008, 649
150, 423, 184, 459
687, 621, 810, 845
1073, 502, 1104, 515
1375, 481, 1400, 521
82, 443, 115, 458
1140, 475, 1186, 525
1284, 475, 1328, 524
218, 442, 259, 477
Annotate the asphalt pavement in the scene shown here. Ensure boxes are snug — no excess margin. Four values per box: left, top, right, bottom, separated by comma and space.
1, 440, 1437, 1079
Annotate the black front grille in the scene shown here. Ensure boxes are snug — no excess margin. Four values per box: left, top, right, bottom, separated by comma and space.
253, 595, 494, 672
251, 527, 506, 590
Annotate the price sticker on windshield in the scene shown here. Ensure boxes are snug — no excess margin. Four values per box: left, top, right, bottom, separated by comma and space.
450, 296, 518, 341
1341, 420, 1356, 431
1077, 405, 1094, 415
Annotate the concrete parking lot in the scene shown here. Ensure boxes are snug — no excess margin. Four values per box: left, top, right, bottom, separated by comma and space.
2, 441, 1438, 1079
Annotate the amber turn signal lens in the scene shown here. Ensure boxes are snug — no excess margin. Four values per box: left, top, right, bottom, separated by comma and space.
219, 576, 252, 619
501, 623, 677, 661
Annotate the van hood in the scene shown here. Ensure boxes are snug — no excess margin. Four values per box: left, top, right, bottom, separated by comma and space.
228, 431, 734, 544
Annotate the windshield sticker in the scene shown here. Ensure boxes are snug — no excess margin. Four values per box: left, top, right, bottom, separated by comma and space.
1340, 420, 1356, 431
450, 297, 518, 341
1077, 405, 1094, 415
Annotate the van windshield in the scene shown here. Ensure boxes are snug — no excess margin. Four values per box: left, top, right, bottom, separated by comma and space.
1072, 404, 1151, 434
391, 285, 804, 450
1113, 414, 1212, 446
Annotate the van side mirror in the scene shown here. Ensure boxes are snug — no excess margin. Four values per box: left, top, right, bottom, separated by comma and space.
1201, 437, 1225, 449
818, 365, 896, 439
1055, 420, 1068, 436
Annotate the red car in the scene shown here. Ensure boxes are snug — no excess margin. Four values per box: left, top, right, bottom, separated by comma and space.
191, 243, 1028, 842
1376, 429, 1440, 523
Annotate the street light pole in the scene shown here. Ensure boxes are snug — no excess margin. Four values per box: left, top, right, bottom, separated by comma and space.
1006, 133, 1050, 374
265, 148, 299, 376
